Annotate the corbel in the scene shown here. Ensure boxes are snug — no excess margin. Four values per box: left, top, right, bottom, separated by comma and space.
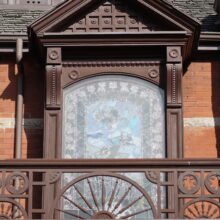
46, 47, 62, 109
166, 46, 182, 107
166, 46, 183, 158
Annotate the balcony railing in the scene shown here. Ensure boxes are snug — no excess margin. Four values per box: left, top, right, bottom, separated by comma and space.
0, 159, 220, 219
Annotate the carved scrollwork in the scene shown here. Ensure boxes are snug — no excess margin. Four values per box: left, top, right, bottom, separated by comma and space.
178, 171, 200, 194
5, 172, 29, 195
205, 172, 220, 194
182, 199, 220, 219
49, 172, 62, 184
145, 171, 159, 184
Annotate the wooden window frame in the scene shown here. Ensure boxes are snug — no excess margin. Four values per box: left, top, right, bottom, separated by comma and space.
44, 45, 183, 159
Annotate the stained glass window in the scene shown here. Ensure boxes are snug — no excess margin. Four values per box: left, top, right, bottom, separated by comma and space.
63, 75, 165, 159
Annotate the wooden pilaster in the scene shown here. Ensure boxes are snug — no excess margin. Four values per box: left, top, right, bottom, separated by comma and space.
44, 47, 62, 159
166, 46, 183, 159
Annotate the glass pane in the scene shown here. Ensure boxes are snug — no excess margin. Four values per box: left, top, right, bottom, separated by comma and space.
63, 75, 165, 159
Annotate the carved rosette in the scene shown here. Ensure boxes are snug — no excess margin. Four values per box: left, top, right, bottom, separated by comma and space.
6, 172, 29, 195
178, 171, 200, 194
68, 69, 80, 80
167, 47, 182, 63
47, 48, 61, 64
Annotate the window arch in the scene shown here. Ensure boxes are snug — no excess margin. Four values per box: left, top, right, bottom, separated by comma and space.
62, 75, 165, 159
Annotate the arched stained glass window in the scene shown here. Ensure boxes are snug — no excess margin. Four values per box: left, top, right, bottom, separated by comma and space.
63, 75, 165, 159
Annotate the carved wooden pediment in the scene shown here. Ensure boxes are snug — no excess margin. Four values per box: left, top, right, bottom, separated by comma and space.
30, 0, 200, 35
29, 0, 200, 63
58, 0, 179, 33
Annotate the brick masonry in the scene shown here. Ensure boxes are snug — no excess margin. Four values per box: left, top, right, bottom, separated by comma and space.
0, 58, 220, 159
183, 61, 220, 158
0, 55, 44, 159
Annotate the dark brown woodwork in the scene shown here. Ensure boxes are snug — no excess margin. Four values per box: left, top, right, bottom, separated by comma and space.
166, 46, 183, 158
0, 159, 220, 219
45, 47, 62, 159
58, 0, 179, 33
44, 110, 61, 159
46, 47, 62, 109
166, 109, 183, 158
1, 159, 220, 168
29, 0, 200, 65
47, 47, 62, 64
45, 65, 62, 109
166, 63, 182, 107
166, 46, 183, 219
26, 0, 202, 218
62, 60, 162, 87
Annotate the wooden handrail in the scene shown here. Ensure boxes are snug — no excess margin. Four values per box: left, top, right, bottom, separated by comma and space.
0, 158, 220, 168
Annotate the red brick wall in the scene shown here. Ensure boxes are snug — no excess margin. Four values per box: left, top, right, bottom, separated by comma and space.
1, 56, 220, 159
0, 55, 43, 159
183, 62, 220, 158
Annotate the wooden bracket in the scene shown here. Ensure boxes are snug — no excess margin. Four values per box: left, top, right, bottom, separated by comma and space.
46, 47, 62, 109
166, 46, 182, 107
166, 63, 182, 107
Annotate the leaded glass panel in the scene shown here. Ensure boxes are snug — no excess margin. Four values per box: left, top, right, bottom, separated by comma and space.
63, 75, 165, 159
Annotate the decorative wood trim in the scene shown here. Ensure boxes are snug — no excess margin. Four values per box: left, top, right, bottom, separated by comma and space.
30, 0, 199, 35
44, 110, 61, 158
46, 65, 62, 109
167, 46, 182, 63
60, 0, 176, 34
1, 159, 220, 168
166, 46, 183, 158
166, 63, 182, 107
29, 0, 200, 65
63, 60, 162, 67
46, 46, 62, 109
62, 60, 162, 87
167, 109, 183, 158
47, 47, 62, 64
166, 46, 182, 107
